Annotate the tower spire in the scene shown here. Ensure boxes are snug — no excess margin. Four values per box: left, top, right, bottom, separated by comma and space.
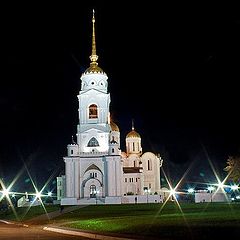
90, 9, 98, 63
132, 119, 135, 130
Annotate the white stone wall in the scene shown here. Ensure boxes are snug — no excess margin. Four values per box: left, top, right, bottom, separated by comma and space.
81, 72, 108, 93
141, 152, 161, 193
123, 173, 142, 195
121, 194, 163, 204
64, 157, 75, 198
77, 89, 110, 125
78, 128, 110, 153
125, 154, 141, 167
195, 192, 231, 203
67, 144, 78, 156
106, 156, 122, 196
110, 130, 120, 145
126, 137, 142, 154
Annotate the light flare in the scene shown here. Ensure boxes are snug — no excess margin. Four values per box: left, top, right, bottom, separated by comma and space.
201, 144, 235, 208
0, 179, 19, 220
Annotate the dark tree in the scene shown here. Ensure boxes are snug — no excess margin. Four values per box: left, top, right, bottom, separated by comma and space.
224, 155, 240, 183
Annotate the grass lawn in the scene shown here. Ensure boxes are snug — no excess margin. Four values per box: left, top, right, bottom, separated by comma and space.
1, 202, 240, 239
54, 202, 240, 239
0, 204, 60, 221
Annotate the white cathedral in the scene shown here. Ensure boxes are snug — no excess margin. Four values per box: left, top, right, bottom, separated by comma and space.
57, 11, 164, 205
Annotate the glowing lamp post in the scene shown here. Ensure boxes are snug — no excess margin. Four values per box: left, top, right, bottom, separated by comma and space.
2, 188, 10, 197
94, 190, 99, 205
144, 188, 151, 203
47, 192, 52, 197
25, 192, 29, 201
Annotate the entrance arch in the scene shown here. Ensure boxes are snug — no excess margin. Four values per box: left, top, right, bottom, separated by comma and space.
83, 178, 102, 198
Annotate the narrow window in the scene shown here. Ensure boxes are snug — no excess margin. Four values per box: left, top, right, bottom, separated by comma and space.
133, 142, 135, 151
147, 160, 152, 170
71, 150, 73, 155
125, 178, 127, 182
95, 172, 97, 178
134, 161, 136, 167
112, 148, 114, 153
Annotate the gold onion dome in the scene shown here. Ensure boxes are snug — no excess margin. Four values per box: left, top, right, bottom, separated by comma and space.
84, 9, 105, 75
84, 63, 105, 74
126, 129, 140, 138
127, 120, 140, 138
110, 121, 119, 132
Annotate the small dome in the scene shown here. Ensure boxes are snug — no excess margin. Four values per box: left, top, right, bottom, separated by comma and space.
84, 63, 105, 75
126, 130, 140, 138
110, 121, 119, 132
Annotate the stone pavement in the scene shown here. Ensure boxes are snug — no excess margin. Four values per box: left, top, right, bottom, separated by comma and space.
43, 226, 139, 240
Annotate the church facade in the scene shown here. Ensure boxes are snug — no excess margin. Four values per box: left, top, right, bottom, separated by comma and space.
58, 11, 163, 205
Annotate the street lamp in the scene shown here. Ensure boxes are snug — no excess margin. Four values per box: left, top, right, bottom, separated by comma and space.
94, 190, 99, 205
144, 188, 151, 203
25, 192, 29, 201
1, 188, 10, 197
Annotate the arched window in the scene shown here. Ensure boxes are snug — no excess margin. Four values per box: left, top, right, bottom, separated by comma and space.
87, 137, 99, 147
89, 104, 98, 119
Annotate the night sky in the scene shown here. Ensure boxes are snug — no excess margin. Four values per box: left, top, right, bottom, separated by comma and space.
1, 2, 239, 191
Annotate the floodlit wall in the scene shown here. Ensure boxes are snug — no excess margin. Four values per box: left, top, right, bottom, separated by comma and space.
195, 192, 231, 203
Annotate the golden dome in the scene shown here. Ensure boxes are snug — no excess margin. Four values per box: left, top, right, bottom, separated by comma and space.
84, 62, 105, 74
110, 121, 119, 132
126, 130, 140, 138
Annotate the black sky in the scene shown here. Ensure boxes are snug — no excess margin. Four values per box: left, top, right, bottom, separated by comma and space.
1, 2, 240, 190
